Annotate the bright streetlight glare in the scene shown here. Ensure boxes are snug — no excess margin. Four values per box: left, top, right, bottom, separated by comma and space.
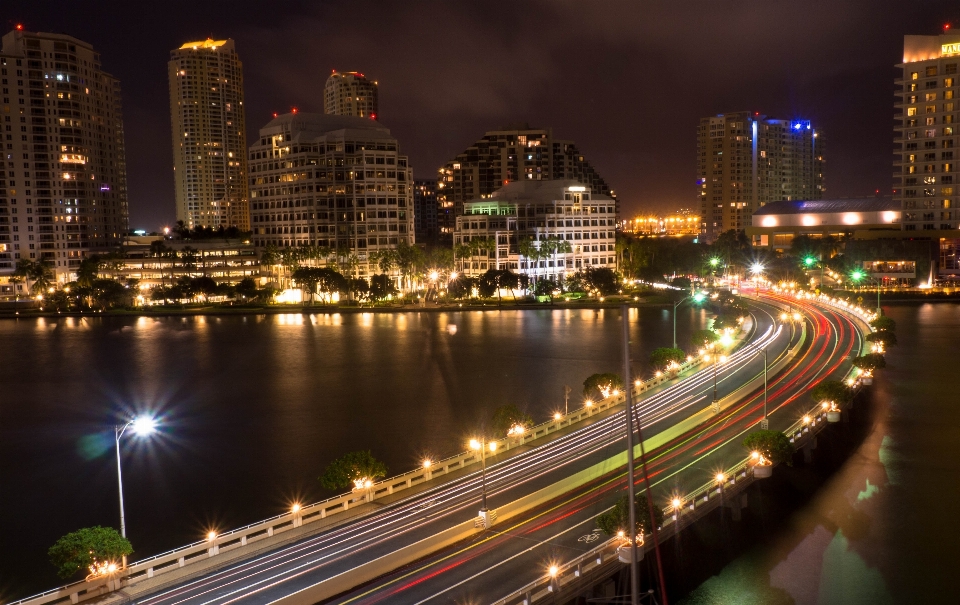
693, 292, 706, 302
469, 439, 481, 450
130, 415, 157, 436
709, 257, 720, 267
750, 262, 764, 275
804, 256, 816, 267
851, 270, 865, 281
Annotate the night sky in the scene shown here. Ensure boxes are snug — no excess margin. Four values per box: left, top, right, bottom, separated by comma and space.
4, 1, 959, 231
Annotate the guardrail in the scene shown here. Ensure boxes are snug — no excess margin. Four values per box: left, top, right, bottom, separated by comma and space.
491, 297, 874, 604
9, 337, 730, 605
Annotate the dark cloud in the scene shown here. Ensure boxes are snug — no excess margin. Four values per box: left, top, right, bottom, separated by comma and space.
5, 0, 957, 228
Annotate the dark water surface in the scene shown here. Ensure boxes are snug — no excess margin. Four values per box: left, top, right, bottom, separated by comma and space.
680, 302, 960, 605
0, 307, 708, 598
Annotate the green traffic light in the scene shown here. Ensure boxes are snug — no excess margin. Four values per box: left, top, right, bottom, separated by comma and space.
804, 257, 816, 267
851, 270, 865, 281
693, 292, 706, 303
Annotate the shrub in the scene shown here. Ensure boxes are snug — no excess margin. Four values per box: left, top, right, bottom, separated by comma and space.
596, 493, 664, 536
582, 373, 624, 401
853, 353, 886, 372
742, 430, 795, 465
650, 347, 686, 369
319, 450, 387, 491
870, 315, 896, 332
810, 380, 852, 405
491, 404, 534, 437
48, 526, 132, 580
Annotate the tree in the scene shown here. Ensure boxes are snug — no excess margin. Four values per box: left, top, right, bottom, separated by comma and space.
691, 329, 719, 349
865, 330, 897, 347
48, 526, 132, 580
742, 430, 795, 465
448, 275, 476, 299
853, 353, 886, 372
582, 373, 623, 401
348, 277, 371, 302
534, 278, 560, 297
30, 259, 54, 295
478, 268, 526, 304
370, 274, 398, 301
318, 450, 388, 491
236, 277, 258, 302
76, 256, 102, 288
810, 380, 852, 405
491, 404, 534, 437
292, 267, 322, 304
581, 267, 619, 295
870, 315, 896, 332
650, 347, 685, 369
316, 267, 348, 301
596, 493, 664, 536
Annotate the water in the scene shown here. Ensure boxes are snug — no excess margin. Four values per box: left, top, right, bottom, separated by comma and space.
679, 302, 960, 604
0, 306, 709, 599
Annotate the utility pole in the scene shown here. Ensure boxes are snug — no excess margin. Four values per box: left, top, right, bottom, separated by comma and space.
563, 385, 571, 415
621, 307, 640, 605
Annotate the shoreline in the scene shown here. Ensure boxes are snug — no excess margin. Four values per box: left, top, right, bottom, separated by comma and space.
0, 298, 675, 319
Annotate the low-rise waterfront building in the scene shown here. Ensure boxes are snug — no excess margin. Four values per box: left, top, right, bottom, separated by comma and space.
454, 180, 617, 280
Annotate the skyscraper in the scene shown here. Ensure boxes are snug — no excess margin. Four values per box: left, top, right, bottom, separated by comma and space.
324, 71, 379, 119
168, 38, 249, 231
0, 27, 129, 281
697, 112, 825, 242
896, 34, 960, 232
437, 124, 615, 244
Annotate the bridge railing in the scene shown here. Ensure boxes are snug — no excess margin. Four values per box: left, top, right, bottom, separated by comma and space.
7, 347, 719, 605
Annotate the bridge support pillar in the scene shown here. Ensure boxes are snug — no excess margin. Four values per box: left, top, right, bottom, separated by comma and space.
803, 437, 817, 464
70, 593, 79, 604
724, 493, 748, 522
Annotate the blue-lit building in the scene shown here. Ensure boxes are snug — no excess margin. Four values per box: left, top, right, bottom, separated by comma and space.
697, 111, 825, 242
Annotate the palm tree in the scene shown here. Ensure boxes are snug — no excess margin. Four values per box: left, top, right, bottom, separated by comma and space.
454, 243, 472, 273
30, 259, 54, 296
517, 236, 538, 281
553, 238, 572, 285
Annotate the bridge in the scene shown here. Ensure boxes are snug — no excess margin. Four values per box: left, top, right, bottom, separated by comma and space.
9, 291, 873, 605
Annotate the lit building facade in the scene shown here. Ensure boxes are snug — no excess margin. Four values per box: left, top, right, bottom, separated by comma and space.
247, 113, 413, 275
109, 237, 259, 288
0, 27, 129, 281
324, 71, 378, 119
624, 211, 700, 236
454, 180, 617, 280
438, 124, 616, 244
697, 112, 825, 242
413, 178, 438, 244
747, 198, 900, 249
894, 34, 960, 231
168, 38, 249, 230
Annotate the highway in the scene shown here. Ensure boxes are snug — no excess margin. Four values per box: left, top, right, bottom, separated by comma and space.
324, 293, 866, 605
125, 296, 846, 605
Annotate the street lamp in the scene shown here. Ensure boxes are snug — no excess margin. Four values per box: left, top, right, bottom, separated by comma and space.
672, 290, 706, 349
115, 415, 158, 566
750, 262, 765, 298
469, 437, 498, 522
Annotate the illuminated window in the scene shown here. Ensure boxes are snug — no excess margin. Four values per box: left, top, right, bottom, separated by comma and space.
907, 107, 917, 116
911, 72, 919, 80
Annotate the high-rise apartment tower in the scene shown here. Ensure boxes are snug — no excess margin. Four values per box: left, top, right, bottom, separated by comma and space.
324, 71, 378, 119
895, 34, 960, 231
168, 38, 249, 231
0, 27, 129, 280
437, 123, 615, 244
697, 112, 824, 242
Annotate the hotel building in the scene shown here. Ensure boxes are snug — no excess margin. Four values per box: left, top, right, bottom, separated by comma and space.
438, 124, 615, 243
324, 71, 378, 119
247, 112, 413, 275
697, 112, 825, 242
168, 38, 249, 230
454, 180, 617, 280
0, 27, 129, 281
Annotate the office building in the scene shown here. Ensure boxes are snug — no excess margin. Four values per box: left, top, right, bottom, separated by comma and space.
438, 124, 616, 243
454, 180, 617, 280
747, 198, 900, 249
697, 112, 825, 242
413, 179, 438, 244
324, 71, 378, 119
247, 112, 413, 276
0, 27, 129, 281
168, 38, 249, 231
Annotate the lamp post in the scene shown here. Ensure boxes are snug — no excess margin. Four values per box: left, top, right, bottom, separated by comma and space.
750, 262, 765, 298
850, 269, 881, 313
115, 415, 158, 567
672, 291, 706, 349
469, 437, 497, 524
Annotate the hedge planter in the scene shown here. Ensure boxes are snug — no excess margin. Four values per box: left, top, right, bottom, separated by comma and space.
617, 541, 645, 563
827, 410, 841, 423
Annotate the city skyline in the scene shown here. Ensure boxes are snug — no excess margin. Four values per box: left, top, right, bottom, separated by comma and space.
5, 0, 959, 231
